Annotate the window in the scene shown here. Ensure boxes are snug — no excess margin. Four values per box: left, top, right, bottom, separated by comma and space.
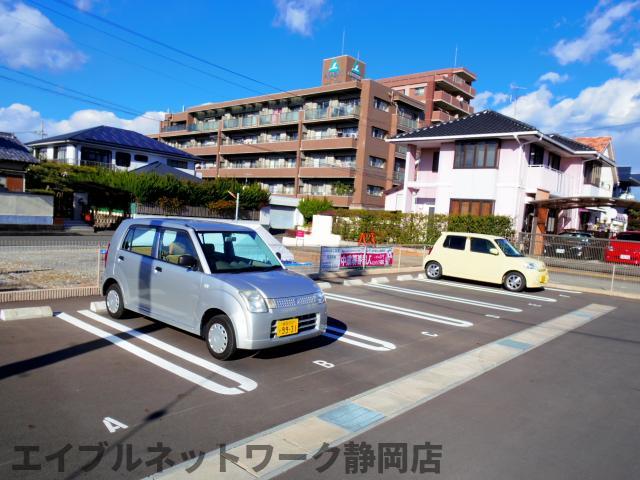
443, 235, 466, 250
115, 152, 131, 167
159, 229, 198, 266
367, 185, 384, 197
168, 159, 188, 169
414, 86, 425, 95
617, 232, 640, 241
528, 145, 544, 166
54, 146, 66, 160
432, 151, 439, 172
470, 238, 495, 254
583, 160, 601, 186
548, 153, 560, 170
123, 226, 156, 256
371, 127, 387, 139
368, 156, 386, 169
449, 199, 494, 216
454, 141, 499, 168
196, 230, 281, 273
134, 154, 149, 163
373, 97, 390, 112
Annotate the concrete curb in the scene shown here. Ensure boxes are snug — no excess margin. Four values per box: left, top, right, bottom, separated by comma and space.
0, 306, 53, 321
369, 276, 390, 284
90, 301, 107, 313
397, 274, 415, 281
316, 282, 332, 290
545, 282, 640, 300
343, 279, 364, 286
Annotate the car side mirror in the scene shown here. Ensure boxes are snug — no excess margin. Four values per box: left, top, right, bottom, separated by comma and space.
178, 254, 198, 268
489, 248, 499, 255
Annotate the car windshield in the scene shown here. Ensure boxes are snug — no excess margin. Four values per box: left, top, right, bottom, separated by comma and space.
196, 230, 282, 273
495, 238, 524, 257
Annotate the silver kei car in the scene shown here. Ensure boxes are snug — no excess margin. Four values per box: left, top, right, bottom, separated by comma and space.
102, 218, 327, 360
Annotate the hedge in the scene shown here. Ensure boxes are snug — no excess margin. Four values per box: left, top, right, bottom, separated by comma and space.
26, 162, 270, 210
332, 210, 514, 244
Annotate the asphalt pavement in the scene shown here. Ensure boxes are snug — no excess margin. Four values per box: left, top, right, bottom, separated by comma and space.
0, 276, 637, 479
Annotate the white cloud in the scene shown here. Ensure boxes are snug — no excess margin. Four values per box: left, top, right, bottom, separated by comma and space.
0, 2, 86, 70
74, 0, 94, 12
274, 0, 329, 36
538, 71, 569, 84
608, 46, 640, 77
551, 1, 639, 65
499, 78, 640, 169
471, 91, 509, 111
0, 103, 165, 142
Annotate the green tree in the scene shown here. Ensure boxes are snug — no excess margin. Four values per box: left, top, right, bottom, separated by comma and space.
298, 198, 333, 224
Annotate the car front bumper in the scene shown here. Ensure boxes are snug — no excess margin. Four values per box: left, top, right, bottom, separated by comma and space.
525, 269, 549, 288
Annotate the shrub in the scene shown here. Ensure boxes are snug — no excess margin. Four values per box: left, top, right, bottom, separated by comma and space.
298, 198, 333, 224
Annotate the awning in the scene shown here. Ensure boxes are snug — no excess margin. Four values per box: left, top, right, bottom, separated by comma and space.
529, 196, 640, 210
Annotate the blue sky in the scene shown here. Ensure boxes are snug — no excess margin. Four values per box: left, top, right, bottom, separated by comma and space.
1, 0, 639, 171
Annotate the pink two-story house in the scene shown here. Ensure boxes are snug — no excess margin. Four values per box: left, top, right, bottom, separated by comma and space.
385, 110, 617, 233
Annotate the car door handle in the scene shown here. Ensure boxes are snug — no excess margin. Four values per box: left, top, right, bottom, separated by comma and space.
117, 255, 124, 261
154, 266, 162, 273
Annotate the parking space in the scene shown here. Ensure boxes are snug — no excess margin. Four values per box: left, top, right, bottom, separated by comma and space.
0, 275, 624, 479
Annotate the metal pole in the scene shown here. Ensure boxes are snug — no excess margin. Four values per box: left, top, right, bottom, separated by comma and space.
235, 192, 239, 221
610, 264, 616, 292
397, 246, 402, 272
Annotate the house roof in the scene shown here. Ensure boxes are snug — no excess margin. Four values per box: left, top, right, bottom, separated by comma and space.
574, 136, 612, 154
547, 134, 597, 152
0, 132, 39, 164
129, 161, 202, 183
392, 110, 538, 140
26, 125, 199, 161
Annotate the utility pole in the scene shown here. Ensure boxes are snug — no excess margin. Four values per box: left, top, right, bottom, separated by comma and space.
228, 190, 240, 221
509, 83, 527, 117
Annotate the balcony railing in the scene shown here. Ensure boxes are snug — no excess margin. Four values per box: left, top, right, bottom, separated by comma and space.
300, 188, 354, 197
397, 116, 419, 131
221, 160, 296, 169
160, 124, 187, 133
223, 118, 240, 129
280, 111, 300, 123
264, 185, 296, 195
301, 157, 356, 169
303, 131, 358, 140
223, 135, 298, 145
433, 91, 473, 115
431, 110, 455, 123
304, 105, 360, 121
434, 74, 476, 97
189, 120, 219, 132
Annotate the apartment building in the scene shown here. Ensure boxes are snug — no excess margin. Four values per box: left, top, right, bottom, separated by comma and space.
150, 56, 476, 209
386, 110, 618, 234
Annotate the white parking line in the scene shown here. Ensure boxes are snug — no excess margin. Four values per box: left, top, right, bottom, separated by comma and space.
77, 310, 257, 393
367, 283, 523, 313
416, 278, 557, 302
57, 312, 253, 395
324, 292, 473, 328
323, 325, 396, 351
545, 287, 583, 294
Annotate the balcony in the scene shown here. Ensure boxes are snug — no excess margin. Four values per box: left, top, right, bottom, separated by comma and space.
221, 111, 301, 130
220, 135, 299, 154
160, 124, 187, 133
526, 165, 574, 197
264, 184, 296, 195
220, 159, 296, 169
304, 105, 360, 122
434, 74, 476, 99
397, 116, 419, 131
433, 91, 473, 115
431, 110, 455, 123
301, 132, 358, 150
189, 120, 219, 132
395, 145, 408, 157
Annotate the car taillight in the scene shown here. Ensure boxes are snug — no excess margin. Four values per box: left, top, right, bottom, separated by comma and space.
104, 242, 110, 267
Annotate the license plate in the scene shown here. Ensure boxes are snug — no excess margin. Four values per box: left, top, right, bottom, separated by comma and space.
276, 318, 299, 337
555, 248, 565, 254
540, 274, 549, 284
621, 254, 631, 260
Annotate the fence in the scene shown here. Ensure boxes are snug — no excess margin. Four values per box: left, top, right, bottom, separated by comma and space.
1, 236, 638, 303
134, 203, 260, 221
511, 232, 640, 295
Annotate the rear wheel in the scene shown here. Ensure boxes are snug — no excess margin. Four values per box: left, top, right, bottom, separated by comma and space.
425, 261, 443, 280
503, 271, 526, 292
204, 314, 237, 360
105, 283, 125, 319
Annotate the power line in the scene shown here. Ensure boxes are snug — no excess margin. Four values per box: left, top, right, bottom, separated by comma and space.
26, 0, 265, 96
7, 12, 214, 96
50, 0, 297, 96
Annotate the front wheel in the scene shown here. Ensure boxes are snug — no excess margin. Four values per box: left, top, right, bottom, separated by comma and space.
204, 314, 237, 361
105, 283, 125, 319
425, 261, 443, 280
503, 271, 526, 292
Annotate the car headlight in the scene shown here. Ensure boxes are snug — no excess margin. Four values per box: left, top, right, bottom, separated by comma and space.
239, 290, 268, 313
314, 291, 326, 304
524, 262, 538, 270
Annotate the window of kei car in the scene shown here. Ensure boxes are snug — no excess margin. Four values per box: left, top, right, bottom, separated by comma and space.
196, 230, 282, 273
495, 238, 524, 257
